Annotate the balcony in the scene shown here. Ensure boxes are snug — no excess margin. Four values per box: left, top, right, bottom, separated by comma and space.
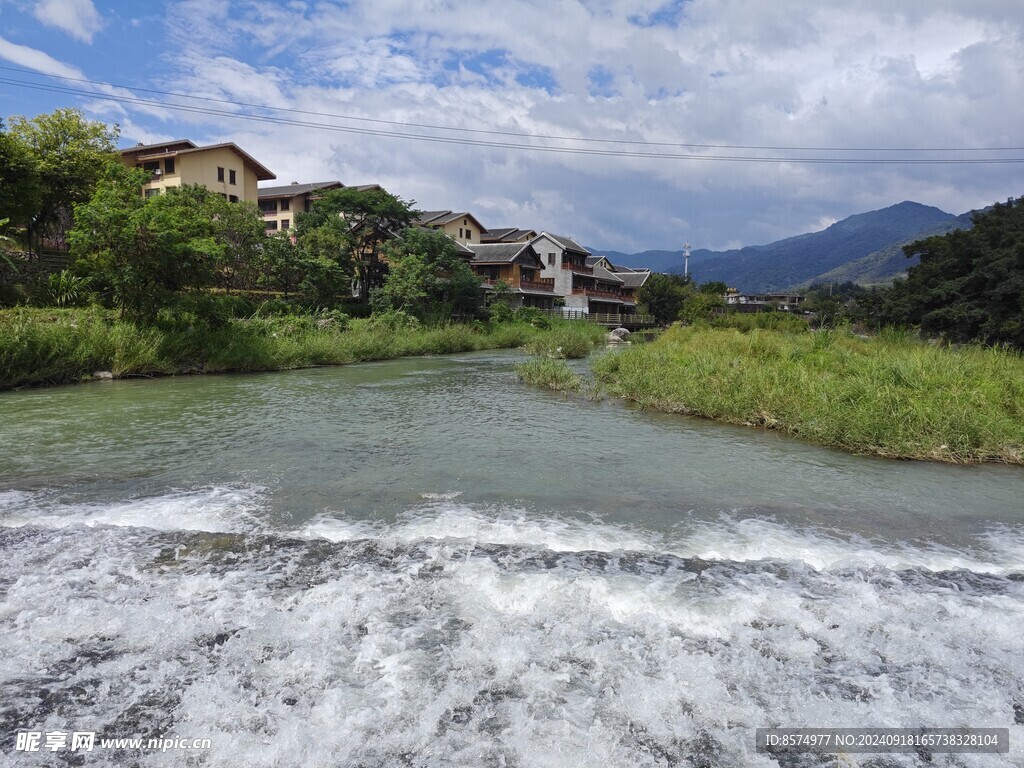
572, 287, 626, 301
561, 262, 593, 274
480, 277, 555, 292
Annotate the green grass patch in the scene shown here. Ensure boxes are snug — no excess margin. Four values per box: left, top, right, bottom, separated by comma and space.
515, 358, 583, 392
593, 324, 1024, 464
523, 322, 606, 359
0, 307, 600, 390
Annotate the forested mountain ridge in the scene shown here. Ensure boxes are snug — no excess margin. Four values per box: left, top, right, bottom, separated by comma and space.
593, 201, 973, 291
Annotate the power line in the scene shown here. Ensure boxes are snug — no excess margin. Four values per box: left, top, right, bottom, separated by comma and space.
2, 71, 1023, 165
2, 65, 1020, 153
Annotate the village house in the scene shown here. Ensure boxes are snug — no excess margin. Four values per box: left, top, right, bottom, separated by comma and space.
530, 232, 648, 316
415, 211, 488, 245
724, 289, 805, 312
466, 242, 556, 311
120, 140, 275, 202
257, 181, 343, 234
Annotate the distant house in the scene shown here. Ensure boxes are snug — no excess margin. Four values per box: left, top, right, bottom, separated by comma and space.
257, 180, 343, 234
724, 289, 805, 312
480, 227, 538, 244
415, 211, 488, 245
467, 242, 555, 310
531, 233, 648, 315
120, 140, 275, 202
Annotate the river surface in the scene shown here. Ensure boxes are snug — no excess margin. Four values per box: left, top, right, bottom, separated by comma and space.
1, 350, 1023, 767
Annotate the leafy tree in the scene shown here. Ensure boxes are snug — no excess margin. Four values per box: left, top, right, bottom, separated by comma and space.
0, 121, 42, 239
208, 198, 266, 293
296, 186, 416, 300
638, 272, 689, 324
863, 197, 1024, 346
9, 108, 118, 252
70, 174, 228, 319
374, 228, 481, 320
258, 232, 305, 298
679, 290, 724, 323
697, 280, 729, 295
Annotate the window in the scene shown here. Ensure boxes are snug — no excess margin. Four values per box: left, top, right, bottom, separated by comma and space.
265, 220, 278, 231
219, 193, 227, 199
144, 188, 160, 198
259, 201, 277, 214
548, 253, 555, 264
459, 228, 464, 238
229, 169, 237, 185
280, 199, 290, 211
281, 218, 290, 230
164, 158, 175, 174
217, 167, 225, 182
466, 230, 472, 239
142, 161, 160, 172
229, 195, 239, 203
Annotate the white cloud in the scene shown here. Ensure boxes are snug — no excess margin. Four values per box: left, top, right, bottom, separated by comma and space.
114, 0, 1024, 251
32, 0, 103, 43
0, 34, 84, 77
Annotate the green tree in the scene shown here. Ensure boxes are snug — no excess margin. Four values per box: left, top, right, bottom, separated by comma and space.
296, 186, 416, 300
638, 273, 689, 324
9, 108, 118, 252
374, 227, 481, 320
0, 120, 42, 240
697, 280, 728, 295
208, 198, 266, 293
70, 175, 226, 319
865, 197, 1024, 346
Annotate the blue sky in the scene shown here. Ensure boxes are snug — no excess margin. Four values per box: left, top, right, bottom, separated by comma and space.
1, 0, 1022, 252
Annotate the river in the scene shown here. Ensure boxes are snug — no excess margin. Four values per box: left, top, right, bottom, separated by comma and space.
1, 350, 1022, 767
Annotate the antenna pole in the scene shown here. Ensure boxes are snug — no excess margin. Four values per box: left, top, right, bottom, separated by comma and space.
683, 241, 692, 278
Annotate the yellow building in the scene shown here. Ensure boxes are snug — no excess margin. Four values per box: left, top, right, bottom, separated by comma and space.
415, 211, 487, 245
120, 140, 276, 202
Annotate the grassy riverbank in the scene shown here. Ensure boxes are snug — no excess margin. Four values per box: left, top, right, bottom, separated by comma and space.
0, 307, 604, 390
591, 325, 1024, 464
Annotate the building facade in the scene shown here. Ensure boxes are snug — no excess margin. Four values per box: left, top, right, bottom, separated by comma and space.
120, 140, 275, 202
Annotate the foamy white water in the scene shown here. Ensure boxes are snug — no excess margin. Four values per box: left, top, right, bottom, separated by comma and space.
3, 353, 1024, 766
1, 488, 1022, 767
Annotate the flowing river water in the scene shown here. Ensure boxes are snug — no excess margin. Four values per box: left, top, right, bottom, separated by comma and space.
1, 350, 1023, 767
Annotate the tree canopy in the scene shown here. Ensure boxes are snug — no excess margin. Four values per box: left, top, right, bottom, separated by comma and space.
8, 108, 119, 251
860, 197, 1024, 347
374, 227, 481, 320
295, 187, 417, 299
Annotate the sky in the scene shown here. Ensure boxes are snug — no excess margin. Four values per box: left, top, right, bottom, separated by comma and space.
1, 0, 1022, 252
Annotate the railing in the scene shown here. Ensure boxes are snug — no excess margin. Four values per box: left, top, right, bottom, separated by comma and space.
260, 208, 279, 216
536, 309, 657, 327
519, 278, 554, 291
571, 287, 626, 300
561, 262, 593, 274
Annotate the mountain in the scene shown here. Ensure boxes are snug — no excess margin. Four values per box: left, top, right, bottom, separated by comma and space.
805, 211, 975, 287
592, 201, 972, 292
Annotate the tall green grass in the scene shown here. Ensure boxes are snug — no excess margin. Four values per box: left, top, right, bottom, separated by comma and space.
593, 324, 1024, 464
0, 308, 582, 390
515, 358, 583, 392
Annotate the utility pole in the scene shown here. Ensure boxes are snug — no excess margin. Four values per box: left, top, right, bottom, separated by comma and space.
683, 241, 692, 279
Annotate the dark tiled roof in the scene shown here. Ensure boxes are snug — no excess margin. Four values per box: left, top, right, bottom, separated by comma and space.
414, 210, 452, 225
120, 139, 197, 156
537, 232, 590, 256
468, 242, 541, 266
258, 181, 343, 198
481, 227, 536, 243
616, 270, 651, 288
593, 264, 624, 284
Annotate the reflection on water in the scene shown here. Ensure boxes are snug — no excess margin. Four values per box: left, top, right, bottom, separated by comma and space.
1, 351, 1023, 766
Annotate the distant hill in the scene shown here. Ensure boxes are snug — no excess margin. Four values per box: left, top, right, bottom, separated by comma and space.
592, 201, 973, 292
805, 211, 975, 287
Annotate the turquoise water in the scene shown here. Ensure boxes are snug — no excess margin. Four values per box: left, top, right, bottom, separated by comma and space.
2, 351, 1022, 766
